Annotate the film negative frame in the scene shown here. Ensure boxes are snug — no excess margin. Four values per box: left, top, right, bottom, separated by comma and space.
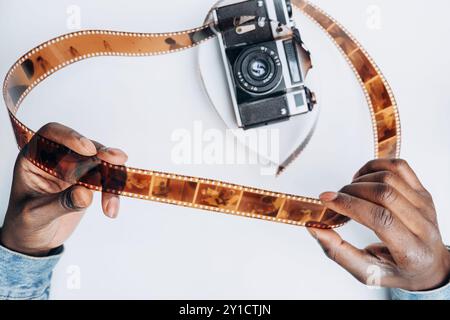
2, 0, 400, 229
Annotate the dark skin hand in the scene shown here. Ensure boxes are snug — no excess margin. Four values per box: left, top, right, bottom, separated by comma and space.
0, 126, 448, 292
309, 159, 450, 291
0, 123, 128, 257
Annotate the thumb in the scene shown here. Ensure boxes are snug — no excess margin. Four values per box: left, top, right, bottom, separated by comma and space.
307, 227, 345, 260
57, 185, 94, 215
28, 185, 94, 223
307, 227, 374, 285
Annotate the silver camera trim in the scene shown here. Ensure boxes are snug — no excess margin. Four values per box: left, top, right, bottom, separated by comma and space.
213, 8, 244, 127
214, 0, 310, 128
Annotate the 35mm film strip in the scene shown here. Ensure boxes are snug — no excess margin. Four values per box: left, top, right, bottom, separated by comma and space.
2, 0, 400, 229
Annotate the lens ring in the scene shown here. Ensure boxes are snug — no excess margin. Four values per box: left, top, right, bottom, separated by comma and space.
234, 46, 283, 94
242, 52, 276, 86
247, 57, 271, 80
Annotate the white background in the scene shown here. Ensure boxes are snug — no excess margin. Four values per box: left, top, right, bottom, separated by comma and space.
0, 0, 449, 299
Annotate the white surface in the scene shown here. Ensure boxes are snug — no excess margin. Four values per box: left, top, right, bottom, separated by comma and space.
0, 0, 449, 300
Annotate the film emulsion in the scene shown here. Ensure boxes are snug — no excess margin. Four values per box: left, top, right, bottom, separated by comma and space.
152, 177, 197, 203
294, 0, 399, 160
237, 192, 284, 217
2, 0, 400, 229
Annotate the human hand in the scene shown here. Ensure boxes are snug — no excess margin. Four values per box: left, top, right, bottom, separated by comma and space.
0, 123, 128, 257
309, 159, 450, 291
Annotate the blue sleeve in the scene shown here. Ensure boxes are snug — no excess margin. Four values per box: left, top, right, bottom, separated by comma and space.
390, 282, 450, 300
0, 244, 63, 300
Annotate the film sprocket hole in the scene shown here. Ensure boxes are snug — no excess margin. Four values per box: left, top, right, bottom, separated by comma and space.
213, 0, 316, 129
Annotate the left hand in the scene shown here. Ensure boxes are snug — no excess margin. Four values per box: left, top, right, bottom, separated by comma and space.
0, 122, 128, 257
308, 159, 450, 291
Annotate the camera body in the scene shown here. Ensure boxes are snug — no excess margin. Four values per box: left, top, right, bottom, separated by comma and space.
213, 0, 315, 129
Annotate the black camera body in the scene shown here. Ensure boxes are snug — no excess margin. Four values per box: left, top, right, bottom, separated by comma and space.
213, 0, 315, 129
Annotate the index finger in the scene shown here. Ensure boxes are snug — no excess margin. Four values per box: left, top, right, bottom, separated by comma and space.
35, 122, 97, 157
353, 159, 426, 192
91, 140, 128, 165
18, 123, 100, 191
319, 191, 421, 261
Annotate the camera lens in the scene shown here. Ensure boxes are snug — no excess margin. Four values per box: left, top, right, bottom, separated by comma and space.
234, 46, 283, 94
248, 58, 270, 79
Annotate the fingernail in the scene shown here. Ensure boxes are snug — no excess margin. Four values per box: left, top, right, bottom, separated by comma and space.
100, 147, 128, 160
106, 197, 120, 219
80, 137, 96, 155
319, 192, 338, 202
107, 148, 125, 157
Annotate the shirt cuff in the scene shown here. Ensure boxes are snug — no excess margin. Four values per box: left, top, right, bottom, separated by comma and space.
0, 244, 63, 300
390, 282, 450, 300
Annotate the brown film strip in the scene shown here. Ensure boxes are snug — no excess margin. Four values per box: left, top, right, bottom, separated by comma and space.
2, 1, 400, 229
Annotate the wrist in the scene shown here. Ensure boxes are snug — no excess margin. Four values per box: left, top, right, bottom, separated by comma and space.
434, 246, 450, 289
0, 227, 51, 257
442, 246, 450, 284
415, 246, 450, 292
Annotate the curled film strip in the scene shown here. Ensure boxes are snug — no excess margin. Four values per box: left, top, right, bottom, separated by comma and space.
2, 0, 400, 229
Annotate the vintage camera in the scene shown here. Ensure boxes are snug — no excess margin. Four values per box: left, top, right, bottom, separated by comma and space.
213, 0, 316, 129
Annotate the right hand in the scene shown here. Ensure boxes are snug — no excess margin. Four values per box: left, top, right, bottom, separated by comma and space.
309, 159, 450, 291
0, 122, 128, 257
